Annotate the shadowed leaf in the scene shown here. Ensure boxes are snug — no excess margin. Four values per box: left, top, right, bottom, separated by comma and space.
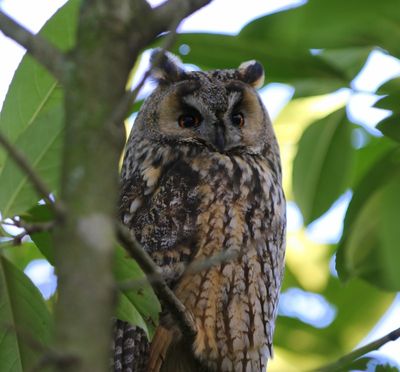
377, 114, 400, 143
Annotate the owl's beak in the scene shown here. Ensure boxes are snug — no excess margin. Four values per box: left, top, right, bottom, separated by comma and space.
214, 124, 225, 152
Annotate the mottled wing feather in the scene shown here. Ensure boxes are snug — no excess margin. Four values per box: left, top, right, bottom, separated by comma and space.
113, 320, 149, 372
120, 149, 201, 284
116, 141, 204, 372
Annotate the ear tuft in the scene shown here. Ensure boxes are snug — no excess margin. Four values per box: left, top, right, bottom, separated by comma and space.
238, 60, 264, 89
150, 48, 186, 84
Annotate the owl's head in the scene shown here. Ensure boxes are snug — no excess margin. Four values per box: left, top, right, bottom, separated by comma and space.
135, 49, 275, 155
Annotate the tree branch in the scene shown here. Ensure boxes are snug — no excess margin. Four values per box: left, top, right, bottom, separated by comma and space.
116, 223, 197, 340
118, 249, 240, 291
47, 1, 214, 370
0, 10, 68, 83
314, 327, 400, 372
107, 1, 187, 128
153, 0, 212, 33
11, 219, 55, 245
0, 131, 65, 218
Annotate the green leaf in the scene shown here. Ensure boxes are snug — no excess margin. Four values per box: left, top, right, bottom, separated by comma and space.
338, 190, 383, 285
239, 0, 400, 57
377, 114, 400, 142
21, 204, 55, 264
373, 93, 400, 112
337, 166, 400, 290
337, 148, 400, 281
23, 205, 160, 336
375, 364, 400, 372
376, 77, 400, 95
288, 78, 345, 98
0, 0, 79, 218
380, 174, 400, 288
351, 136, 398, 188
114, 246, 160, 337
171, 1, 388, 96
0, 101, 64, 218
293, 108, 355, 224
173, 34, 349, 97
115, 292, 149, 338
1, 242, 45, 272
316, 47, 373, 81
342, 148, 400, 237
0, 256, 53, 371
274, 276, 394, 367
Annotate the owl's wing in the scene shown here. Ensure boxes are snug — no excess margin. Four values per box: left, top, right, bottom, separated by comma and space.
117, 154, 202, 372
112, 320, 149, 372
120, 157, 201, 284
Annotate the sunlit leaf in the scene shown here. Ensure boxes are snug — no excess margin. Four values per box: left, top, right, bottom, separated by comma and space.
293, 108, 354, 224
377, 114, 400, 143
0, 0, 79, 218
0, 102, 64, 218
0, 256, 53, 371
1, 242, 45, 272
239, 0, 400, 57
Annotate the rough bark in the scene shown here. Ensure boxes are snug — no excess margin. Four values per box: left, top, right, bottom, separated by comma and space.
1, 1, 212, 370
52, 1, 211, 371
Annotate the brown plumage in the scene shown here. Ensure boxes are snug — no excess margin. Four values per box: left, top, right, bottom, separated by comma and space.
113, 50, 286, 372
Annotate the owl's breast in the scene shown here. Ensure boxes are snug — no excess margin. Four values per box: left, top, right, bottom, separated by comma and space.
171, 151, 286, 371
121, 143, 285, 370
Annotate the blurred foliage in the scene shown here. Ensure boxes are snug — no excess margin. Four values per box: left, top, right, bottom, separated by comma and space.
1, 0, 400, 371
0, 256, 53, 372
22, 204, 160, 338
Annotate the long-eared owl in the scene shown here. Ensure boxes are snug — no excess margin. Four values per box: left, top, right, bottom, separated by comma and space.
113, 49, 286, 372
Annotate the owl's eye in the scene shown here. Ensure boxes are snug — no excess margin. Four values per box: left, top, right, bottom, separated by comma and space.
231, 112, 245, 127
178, 114, 201, 128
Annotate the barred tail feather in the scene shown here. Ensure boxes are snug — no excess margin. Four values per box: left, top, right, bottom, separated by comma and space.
112, 320, 150, 372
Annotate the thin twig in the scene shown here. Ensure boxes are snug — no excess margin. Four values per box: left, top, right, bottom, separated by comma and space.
13, 219, 55, 232
314, 327, 400, 372
0, 10, 68, 83
116, 223, 197, 340
107, 6, 186, 127
0, 131, 65, 218
118, 249, 240, 291
11, 220, 55, 245
153, 0, 212, 34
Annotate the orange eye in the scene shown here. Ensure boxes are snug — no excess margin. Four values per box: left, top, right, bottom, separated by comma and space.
232, 112, 245, 127
178, 114, 201, 128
